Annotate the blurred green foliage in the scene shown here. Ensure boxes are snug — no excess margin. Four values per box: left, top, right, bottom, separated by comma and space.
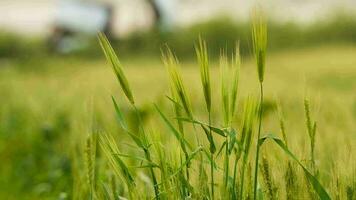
0, 101, 72, 199
0, 32, 46, 58
122, 14, 356, 58
1, 14, 356, 61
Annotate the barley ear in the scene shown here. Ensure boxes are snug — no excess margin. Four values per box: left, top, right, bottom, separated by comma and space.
98, 33, 135, 105
220, 50, 230, 126
84, 135, 94, 192
252, 8, 267, 83
99, 132, 135, 188
276, 99, 288, 148
260, 156, 276, 200
241, 96, 259, 156
285, 162, 298, 200
230, 42, 241, 119
304, 98, 313, 139
162, 46, 193, 118
196, 36, 211, 113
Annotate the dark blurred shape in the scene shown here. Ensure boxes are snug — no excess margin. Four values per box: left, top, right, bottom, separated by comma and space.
145, 0, 175, 31
147, 0, 162, 28
48, 0, 114, 54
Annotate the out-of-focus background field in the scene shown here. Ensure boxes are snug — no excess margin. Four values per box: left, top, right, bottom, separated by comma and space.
0, 0, 355, 199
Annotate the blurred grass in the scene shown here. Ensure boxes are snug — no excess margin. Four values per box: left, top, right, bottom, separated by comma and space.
0, 44, 355, 199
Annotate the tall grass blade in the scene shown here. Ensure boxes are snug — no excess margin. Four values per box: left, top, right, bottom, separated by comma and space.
201, 125, 216, 153
170, 146, 203, 178
111, 96, 128, 131
259, 134, 331, 200
177, 117, 226, 137
112, 96, 144, 148
155, 105, 192, 151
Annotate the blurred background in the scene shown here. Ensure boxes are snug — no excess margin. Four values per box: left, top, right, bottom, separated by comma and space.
0, 0, 355, 199
1, 0, 356, 58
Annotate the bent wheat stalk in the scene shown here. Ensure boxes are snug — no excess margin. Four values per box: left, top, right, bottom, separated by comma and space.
98, 33, 160, 199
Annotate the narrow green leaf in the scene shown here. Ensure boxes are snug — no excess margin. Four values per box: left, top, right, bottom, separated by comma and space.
201, 148, 218, 169
216, 141, 227, 158
170, 147, 203, 178
259, 134, 331, 200
165, 95, 184, 110
100, 181, 115, 200
113, 153, 151, 163
177, 117, 226, 137
155, 104, 192, 151
131, 164, 160, 169
126, 132, 145, 149
111, 96, 128, 130
201, 125, 216, 153
112, 96, 144, 148
99, 132, 135, 187
228, 129, 237, 154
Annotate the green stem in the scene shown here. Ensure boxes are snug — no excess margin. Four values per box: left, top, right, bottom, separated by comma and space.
208, 112, 214, 200
175, 108, 191, 192
133, 105, 160, 199
185, 154, 190, 181
144, 149, 160, 200
239, 158, 247, 200
224, 136, 229, 188
253, 83, 264, 200
311, 144, 315, 174
183, 150, 190, 197
191, 121, 205, 198
232, 150, 241, 198
180, 128, 190, 184
133, 105, 147, 144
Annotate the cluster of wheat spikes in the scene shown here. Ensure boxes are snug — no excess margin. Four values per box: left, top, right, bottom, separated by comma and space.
73, 11, 334, 200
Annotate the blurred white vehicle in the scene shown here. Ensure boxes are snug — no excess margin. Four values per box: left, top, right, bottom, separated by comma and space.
49, 0, 113, 53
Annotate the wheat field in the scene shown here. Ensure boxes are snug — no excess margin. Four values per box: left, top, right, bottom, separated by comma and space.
0, 31, 355, 199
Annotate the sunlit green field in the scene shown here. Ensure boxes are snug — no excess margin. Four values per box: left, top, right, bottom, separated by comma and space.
0, 45, 355, 199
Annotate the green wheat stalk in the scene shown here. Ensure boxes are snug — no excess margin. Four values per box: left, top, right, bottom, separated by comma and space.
196, 36, 215, 199
251, 7, 268, 200
304, 97, 317, 174
239, 96, 258, 199
98, 33, 134, 105
98, 33, 160, 199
